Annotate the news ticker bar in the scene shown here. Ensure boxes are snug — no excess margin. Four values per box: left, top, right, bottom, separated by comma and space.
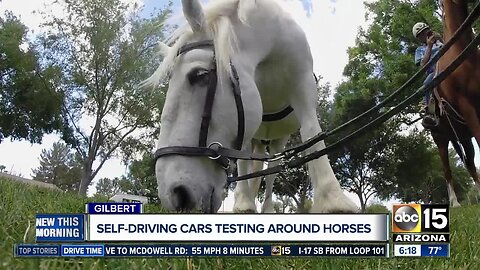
15, 244, 388, 257
393, 244, 449, 257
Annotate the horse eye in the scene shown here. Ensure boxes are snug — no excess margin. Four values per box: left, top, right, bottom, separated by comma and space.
187, 68, 209, 85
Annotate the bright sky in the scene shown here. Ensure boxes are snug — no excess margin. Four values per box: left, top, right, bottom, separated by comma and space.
2, 0, 475, 210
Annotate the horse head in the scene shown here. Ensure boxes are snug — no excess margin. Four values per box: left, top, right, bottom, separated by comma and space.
150, 0, 248, 213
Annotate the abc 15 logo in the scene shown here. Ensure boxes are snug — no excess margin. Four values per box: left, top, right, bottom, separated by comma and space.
392, 204, 449, 233
271, 245, 291, 256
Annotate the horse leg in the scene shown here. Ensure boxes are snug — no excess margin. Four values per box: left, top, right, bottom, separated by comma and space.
436, 139, 460, 207
457, 96, 480, 198
461, 139, 480, 196
290, 77, 358, 213
233, 142, 257, 213
247, 139, 266, 205
458, 96, 480, 150
261, 167, 276, 213
230, 62, 263, 213
260, 138, 288, 213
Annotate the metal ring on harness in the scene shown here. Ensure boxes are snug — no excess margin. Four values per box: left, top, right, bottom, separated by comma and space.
207, 142, 223, 160
207, 142, 231, 170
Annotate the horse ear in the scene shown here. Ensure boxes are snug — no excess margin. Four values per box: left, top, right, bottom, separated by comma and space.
182, 0, 206, 33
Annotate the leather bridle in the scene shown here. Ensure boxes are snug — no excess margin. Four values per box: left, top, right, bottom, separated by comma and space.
153, 40, 246, 178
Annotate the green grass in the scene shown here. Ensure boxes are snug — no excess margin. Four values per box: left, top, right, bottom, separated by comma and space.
1, 177, 479, 270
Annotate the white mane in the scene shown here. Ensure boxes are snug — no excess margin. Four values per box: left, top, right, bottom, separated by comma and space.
143, 0, 255, 88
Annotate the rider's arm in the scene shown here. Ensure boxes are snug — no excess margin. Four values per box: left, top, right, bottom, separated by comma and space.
420, 43, 433, 67
435, 33, 444, 43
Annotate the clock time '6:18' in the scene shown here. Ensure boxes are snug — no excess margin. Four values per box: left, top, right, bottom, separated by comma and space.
399, 246, 417, 255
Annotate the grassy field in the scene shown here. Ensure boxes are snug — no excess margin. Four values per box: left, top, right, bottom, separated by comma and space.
1, 177, 479, 270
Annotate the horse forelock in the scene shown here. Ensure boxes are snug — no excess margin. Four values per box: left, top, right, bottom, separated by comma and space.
143, 0, 254, 89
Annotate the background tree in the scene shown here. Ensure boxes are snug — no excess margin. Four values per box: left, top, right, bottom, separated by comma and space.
272, 195, 296, 213
119, 153, 158, 203
463, 183, 480, 205
31, 142, 82, 192
328, 79, 399, 211
315, 75, 334, 129
38, 0, 171, 195
0, 12, 64, 143
95, 177, 120, 198
325, 0, 478, 207
269, 133, 313, 213
394, 131, 472, 203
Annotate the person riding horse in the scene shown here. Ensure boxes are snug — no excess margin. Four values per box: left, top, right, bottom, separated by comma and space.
412, 22, 444, 129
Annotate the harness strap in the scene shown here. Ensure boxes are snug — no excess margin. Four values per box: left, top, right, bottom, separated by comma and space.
445, 111, 463, 142
216, 146, 273, 161
443, 108, 467, 163
154, 146, 230, 169
441, 98, 467, 125
433, 60, 466, 125
433, 62, 445, 116
262, 106, 294, 122
433, 88, 444, 114
177, 40, 214, 56
230, 62, 245, 151
199, 59, 218, 147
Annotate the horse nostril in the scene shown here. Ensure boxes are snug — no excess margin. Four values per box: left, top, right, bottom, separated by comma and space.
172, 185, 195, 211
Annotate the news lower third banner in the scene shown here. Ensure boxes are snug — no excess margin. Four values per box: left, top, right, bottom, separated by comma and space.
15, 243, 389, 257
22, 203, 453, 258
87, 214, 389, 242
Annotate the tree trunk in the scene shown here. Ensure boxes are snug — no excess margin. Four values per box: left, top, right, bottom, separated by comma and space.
357, 192, 366, 212
360, 201, 366, 212
78, 165, 92, 196
297, 188, 307, 213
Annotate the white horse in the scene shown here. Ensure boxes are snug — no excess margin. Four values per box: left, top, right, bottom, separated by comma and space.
145, 0, 358, 213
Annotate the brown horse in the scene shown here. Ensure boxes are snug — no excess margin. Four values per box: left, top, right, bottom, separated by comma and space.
432, 0, 480, 206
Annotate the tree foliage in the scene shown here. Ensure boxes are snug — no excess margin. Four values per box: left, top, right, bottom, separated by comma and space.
326, 0, 476, 207
269, 132, 313, 213
394, 131, 472, 203
0, 12, 64, 143
38, 0, 171, 195
328, 87, 398, 211
119, 153, 158, 203
31, 141, 82, 192
95, 177, 120, 198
